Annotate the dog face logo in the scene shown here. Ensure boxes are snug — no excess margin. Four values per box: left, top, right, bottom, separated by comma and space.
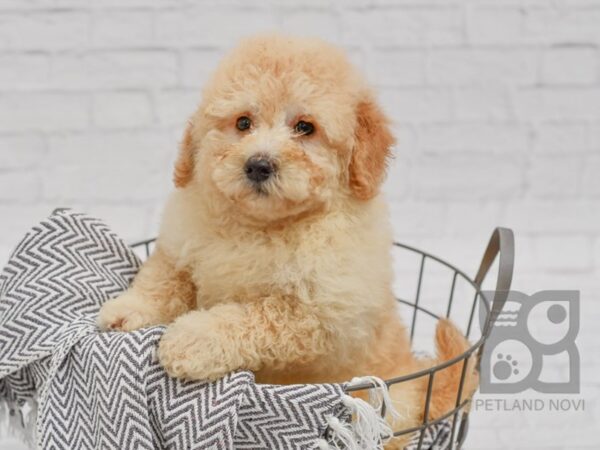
478, 290, 580, 394
173, 36, 394, 225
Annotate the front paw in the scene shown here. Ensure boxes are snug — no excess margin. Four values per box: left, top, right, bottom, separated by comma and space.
97, 290, 158, 331
158, 312, 244, 381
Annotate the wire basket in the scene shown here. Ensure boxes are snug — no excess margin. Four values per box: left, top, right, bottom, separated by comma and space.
131, 227, 514, 450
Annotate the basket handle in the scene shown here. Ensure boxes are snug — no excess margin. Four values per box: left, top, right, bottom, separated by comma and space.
474, 227, 515, 336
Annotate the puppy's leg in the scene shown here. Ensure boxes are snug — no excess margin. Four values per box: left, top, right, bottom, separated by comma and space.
97, 247, 196, 331
158, 297, 329, 381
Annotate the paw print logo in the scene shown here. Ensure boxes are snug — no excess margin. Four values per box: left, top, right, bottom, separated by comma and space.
479, 290, 580, 394
493, 354, 519, 380
485, 339, 531, 387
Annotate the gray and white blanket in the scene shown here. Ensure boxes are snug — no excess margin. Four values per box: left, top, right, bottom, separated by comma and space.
0, 209, 452, 449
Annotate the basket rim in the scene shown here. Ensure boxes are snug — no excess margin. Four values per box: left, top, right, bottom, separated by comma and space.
128, 237, 493, 385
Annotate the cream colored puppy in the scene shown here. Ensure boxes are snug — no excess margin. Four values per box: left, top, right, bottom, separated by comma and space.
98, 35, 476, 444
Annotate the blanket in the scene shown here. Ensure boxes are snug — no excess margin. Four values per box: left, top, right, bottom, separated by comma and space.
0, 209, 453, 449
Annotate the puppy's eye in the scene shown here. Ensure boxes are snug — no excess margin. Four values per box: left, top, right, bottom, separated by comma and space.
236, 116, 252, 131
294, 120, 314, 136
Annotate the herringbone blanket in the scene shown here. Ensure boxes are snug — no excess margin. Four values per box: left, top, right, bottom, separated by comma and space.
0, 209, 453, 449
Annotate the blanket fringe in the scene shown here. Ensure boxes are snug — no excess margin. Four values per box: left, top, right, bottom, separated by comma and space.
316, 376, 399, 450
0, 398, 37, 448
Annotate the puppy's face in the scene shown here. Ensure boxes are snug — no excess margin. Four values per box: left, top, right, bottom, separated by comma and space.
199, 87, 344, 223
175, 36, 394, 225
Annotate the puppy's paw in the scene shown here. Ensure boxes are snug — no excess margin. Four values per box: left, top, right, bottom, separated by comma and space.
158, 312, 242, 381
97, 291, 158, 331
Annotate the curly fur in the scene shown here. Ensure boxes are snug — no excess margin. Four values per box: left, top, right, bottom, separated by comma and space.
97, 34, 477, 448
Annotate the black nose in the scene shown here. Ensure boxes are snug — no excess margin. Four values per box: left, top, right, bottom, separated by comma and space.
244, 156, 275, 183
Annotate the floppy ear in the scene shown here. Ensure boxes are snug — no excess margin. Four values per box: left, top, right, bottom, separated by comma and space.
173, 122, 195, 188
348, 99, 395, 200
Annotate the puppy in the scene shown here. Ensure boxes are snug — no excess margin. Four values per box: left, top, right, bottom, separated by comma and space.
98, 35, 476, 447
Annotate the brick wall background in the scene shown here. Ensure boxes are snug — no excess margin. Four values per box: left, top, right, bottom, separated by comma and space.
0, 0, 598, 448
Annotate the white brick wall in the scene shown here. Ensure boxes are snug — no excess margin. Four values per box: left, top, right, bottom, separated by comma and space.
0, 0, 598, 448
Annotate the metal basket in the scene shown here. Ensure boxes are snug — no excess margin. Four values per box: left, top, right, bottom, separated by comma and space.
131, 227, 514, 450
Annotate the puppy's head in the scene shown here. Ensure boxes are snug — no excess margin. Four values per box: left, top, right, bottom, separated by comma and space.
175, 35, 394, 225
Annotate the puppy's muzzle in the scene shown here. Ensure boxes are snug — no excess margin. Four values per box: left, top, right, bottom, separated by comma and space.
244, 155, 276, 184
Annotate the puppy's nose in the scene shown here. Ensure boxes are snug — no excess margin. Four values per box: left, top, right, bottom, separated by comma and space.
244, 156, 275, 183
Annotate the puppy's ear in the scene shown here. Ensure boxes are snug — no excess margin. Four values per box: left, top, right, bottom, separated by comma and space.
173, 122, 195, 188
348, 99, 395, 200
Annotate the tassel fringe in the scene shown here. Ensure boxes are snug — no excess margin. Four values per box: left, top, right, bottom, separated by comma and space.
0, 398, 37, 449
316, 376, 400, 450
